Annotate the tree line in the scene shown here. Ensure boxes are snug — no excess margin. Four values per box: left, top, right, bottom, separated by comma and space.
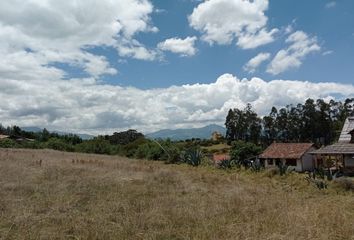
225, 98, 354, 146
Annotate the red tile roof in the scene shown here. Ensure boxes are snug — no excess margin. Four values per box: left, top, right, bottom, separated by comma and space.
259, 143, 314, 159
213, 154, 231, 162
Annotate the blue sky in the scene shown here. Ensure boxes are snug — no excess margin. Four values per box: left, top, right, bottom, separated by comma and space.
86, 0, 354, 88
0, 0, 354, 134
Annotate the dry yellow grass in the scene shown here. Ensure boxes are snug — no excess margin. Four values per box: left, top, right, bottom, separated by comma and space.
1, 148, 354, 240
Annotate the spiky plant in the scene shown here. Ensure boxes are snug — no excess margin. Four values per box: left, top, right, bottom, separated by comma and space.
217, 159, 234, 169
277, 162, 289, 176
180, 148, 203, 167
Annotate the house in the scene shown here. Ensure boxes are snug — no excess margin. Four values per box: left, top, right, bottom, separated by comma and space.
259, 143, 316, 172
0, 135, 9, 140
311, 117, 354, 175
211, 131, 223, 141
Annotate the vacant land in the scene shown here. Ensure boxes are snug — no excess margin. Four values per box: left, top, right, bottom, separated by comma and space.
0, 148, 354, 240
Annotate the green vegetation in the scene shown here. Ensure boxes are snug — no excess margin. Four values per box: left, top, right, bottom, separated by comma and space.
230, 141, 262, 168
180, 148, 203, 166
225, 98, 354, 146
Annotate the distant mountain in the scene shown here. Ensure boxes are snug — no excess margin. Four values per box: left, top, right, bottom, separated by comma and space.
21, 127, 42, 133
146, 124, 226, 141
21, 127, 95, 140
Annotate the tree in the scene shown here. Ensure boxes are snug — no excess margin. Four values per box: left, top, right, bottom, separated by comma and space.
230, 141, 262, 167
225, 104, 261, 144
108, 129, 144, 145
263, 107, 278, 145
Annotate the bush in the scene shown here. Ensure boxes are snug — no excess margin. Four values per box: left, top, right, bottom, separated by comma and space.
122, 138, 149, 157
230, 141, 262, 168
45, 138, 74, 152
217, 159, 234, 169
135, 142, 164, 160
0, 139, 19, 148
75, 138, 112, 155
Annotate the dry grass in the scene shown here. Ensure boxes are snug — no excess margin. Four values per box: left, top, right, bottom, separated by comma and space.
1, 148, 354, 240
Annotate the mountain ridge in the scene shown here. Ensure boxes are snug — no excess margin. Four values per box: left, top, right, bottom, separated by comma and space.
146, 124, 226, 141
21, 127, 95, 140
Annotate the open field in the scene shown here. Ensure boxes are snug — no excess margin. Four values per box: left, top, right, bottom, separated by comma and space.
1, 148, 354, 239
201, 143, 231, 153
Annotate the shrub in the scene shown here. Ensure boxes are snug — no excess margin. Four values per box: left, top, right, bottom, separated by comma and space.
135, 142, 163, 160
180, 148, 203, 167
75, 138, 112, 155
0, 139, 19, 148
217, 159, 234, 169
122, 138, 149, 157
230, 141, 262, 168
45, 138, 74, 152
278, 162, 291, 176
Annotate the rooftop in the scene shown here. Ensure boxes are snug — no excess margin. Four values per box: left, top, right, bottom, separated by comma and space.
259, 143, 314, 159
339, 117, 354, 143
0, 135, 9, 139
311, 143, 354, 155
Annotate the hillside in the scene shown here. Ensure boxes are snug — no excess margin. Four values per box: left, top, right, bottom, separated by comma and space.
1, 148, 354, 239
21, 127, 95, 140
146, 124, 226, 140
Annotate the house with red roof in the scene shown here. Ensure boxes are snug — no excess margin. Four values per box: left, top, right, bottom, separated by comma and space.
259, 143, 316, 172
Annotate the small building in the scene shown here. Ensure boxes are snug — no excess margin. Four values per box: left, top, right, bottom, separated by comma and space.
0, 135, 9, 140
311, 117, 354, 175
211, 131, 223, 141
259, 143, 316, 172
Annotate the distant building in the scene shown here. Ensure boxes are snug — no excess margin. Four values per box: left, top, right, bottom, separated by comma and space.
259, 143, 316, 172
0, 135, 9, 140
213, 153, 231, 162
311, 117, 354, 175
211, 131, 223, 141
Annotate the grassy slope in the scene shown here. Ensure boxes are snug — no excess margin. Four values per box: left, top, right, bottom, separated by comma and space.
0, 148, 354, 240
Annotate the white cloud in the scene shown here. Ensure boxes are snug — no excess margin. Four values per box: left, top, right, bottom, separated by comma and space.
267, 31, 321, 75
189, 0, 278, 49
325, 2, 336, 8
1, 74, 353, 135
158, 36, 198, 57
0, 0, 158, 80
322, 50, 333, 56
243, 52, 271, 73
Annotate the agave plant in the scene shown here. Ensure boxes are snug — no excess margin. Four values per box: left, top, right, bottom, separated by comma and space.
180, 148, 203, 167
277, 162, 293, 176
217, 159, 234, 169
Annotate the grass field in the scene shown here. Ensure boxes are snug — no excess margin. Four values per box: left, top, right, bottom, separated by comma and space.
1, 148, 354, 240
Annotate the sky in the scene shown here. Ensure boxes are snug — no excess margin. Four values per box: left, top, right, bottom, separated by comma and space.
0, 0, 354, 135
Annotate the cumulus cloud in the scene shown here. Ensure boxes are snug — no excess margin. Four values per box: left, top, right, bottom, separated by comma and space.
189, 0, 278, 48
267, 31, 321, 75
0, 0, 158, 80
243, 52, 271, 73
158, 36, 198, 57
1, 74, 353, 135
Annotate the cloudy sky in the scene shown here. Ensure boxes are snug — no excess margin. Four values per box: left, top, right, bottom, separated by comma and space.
1, 0, 354, 135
